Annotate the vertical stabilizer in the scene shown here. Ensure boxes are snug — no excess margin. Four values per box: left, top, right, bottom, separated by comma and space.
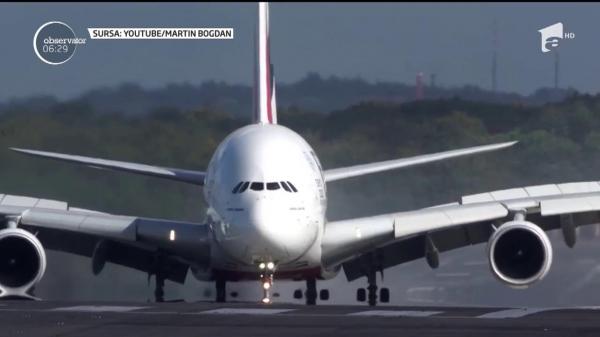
253, 2, 277, 124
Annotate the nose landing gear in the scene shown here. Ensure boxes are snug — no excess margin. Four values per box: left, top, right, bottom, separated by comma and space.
259, 261, 275, 304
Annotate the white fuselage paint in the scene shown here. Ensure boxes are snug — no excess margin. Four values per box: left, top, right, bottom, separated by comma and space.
203, 124, 327, 276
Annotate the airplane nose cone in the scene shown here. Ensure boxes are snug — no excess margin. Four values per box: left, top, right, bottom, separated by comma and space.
246, 198, 316, 262
248, 200, 281, 239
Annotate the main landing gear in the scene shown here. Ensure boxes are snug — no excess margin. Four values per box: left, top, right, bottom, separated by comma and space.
293, 278, 330, 305
356, 270, 390, 306
259, 262, 275, 304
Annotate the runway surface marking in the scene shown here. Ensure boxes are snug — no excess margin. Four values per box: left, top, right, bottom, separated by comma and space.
6, 303, 600, 319
477, 308, 551, 319
348, 310, 443, 317
198, 308, 296, 315
4, 302, 600, 337
50, 305, 150, 312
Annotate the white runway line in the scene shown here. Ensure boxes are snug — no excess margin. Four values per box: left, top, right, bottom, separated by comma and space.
50, 305, 149, 313
477, 308, 551, 319
198, 308, 296, 315
348, 310, 443, 317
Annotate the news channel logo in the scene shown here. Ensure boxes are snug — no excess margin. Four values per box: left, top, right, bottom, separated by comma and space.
538, 22, 575, 53
33, 21, 87, 65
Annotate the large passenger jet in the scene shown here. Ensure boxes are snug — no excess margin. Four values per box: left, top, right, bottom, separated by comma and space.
2, 2, 600, 306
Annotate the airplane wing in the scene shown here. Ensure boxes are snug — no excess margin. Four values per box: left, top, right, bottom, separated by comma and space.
10, 148, 206, 185
0, 194, 210, 283
322, 181, 600, 281
322, 141, 517, 182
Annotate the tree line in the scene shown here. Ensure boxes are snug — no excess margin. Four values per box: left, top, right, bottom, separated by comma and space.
0, 92, 598, 222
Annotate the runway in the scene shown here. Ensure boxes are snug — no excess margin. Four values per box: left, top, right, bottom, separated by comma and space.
2, 301, 600, 337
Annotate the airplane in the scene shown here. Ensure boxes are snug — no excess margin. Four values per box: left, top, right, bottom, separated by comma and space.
1, 2, 600, 306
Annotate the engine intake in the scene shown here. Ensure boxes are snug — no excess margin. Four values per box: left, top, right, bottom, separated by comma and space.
487, 221, 552, 288
0, 228, 46, 297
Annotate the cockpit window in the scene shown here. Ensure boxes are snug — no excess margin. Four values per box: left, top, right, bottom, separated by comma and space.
280, 181, 291, 192
250, 182, 264, 191
235, 181, 296, 193
266, 182, 280, 190
231, 182, 243, 193
287, 181, 298, 193
239, 181, 250, 193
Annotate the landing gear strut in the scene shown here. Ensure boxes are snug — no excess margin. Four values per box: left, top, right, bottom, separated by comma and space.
216, 278, 226, 303
154, 274, 165, 303
261, 273, 273, 304
150, 253, 167, 303
305, 278, 317, 305
367, 269, 377, 306
259, 262, 275, 304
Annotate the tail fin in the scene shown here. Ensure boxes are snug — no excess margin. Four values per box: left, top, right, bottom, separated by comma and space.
253, 2, 277, 124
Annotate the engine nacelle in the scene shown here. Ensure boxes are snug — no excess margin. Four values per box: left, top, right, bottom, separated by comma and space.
487, 220, 552, 288
0, 228, 46, 298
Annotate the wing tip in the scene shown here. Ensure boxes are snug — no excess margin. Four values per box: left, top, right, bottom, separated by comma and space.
493, 140, 518, 149
9, 147, 40, 156
9, 147, 29, 153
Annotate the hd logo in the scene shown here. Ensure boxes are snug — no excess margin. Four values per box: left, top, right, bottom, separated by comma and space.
538, 22, 575, 53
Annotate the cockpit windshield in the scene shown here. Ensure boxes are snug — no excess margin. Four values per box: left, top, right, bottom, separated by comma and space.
250, 182, 264, 191
232, 181, 298, 193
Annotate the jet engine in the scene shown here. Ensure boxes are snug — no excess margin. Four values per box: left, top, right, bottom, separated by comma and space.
487, 220, 552, 288
0, 228, 46, 298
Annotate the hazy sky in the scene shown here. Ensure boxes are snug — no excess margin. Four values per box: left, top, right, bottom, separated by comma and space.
0, 2, 598, 101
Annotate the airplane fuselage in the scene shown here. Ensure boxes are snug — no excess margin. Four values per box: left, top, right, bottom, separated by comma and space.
203, 124, 329, 279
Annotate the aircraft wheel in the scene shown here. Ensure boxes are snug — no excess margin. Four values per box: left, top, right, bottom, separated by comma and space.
380, 288, 390, 303
356, 288, 366, 302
